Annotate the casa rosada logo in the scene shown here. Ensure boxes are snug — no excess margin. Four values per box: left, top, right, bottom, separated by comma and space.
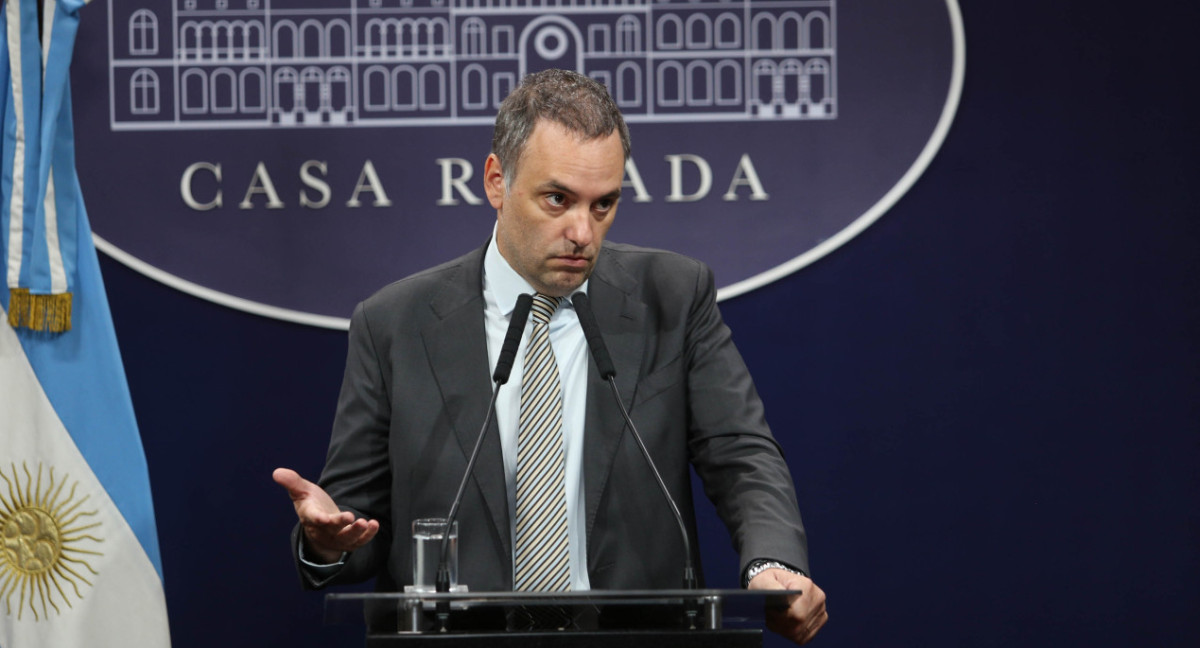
74, 0, 964, 328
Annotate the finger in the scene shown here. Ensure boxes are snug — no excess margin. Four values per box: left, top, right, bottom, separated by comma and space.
332, 518, 379, 551
306, 509, 356, 528
304, 520, 356, 551
792, 590, 827, 644
272, 467, 311, 498
360, 519, 380, 543
797, 608, 828, 644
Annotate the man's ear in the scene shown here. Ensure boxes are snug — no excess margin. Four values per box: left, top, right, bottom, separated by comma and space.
483, 154, 505, 210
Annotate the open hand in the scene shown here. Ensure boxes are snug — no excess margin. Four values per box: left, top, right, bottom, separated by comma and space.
273, 467, 379, 563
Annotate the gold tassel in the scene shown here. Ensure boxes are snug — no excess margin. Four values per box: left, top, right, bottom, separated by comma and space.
7, 288, 72, 333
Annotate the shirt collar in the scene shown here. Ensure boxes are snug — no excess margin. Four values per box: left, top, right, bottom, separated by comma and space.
484, 225, 588, 316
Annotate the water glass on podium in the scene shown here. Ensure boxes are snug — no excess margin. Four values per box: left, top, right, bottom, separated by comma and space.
411, 517, 457, 592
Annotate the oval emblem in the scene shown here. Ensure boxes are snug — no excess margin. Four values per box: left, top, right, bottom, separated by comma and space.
76, 0, 964, 328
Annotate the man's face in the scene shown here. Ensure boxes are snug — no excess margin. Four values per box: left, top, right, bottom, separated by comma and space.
485, 120, 625, 297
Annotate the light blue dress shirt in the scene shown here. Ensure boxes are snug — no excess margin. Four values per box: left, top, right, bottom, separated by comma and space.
482, 233, 592, 591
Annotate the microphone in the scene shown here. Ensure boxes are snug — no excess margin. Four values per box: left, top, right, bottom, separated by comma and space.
574, 292, 615, 380
571, 292, 699, 593
433, 293, 533, 629
493, 294, 533, 385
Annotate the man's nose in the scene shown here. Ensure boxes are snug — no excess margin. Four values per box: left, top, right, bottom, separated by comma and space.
563, 207, 594, 249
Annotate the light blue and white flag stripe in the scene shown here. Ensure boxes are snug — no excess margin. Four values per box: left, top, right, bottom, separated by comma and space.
1, 0, 170, 645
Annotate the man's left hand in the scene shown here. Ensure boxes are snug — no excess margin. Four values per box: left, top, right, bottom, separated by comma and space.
748, 568, 828, 645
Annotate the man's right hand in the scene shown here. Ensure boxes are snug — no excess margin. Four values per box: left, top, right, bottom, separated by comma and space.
273, 467, 380, 564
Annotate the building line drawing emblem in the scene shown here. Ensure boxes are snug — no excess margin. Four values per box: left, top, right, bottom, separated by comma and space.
109, 0, 838, 130
0, 463, 103, 621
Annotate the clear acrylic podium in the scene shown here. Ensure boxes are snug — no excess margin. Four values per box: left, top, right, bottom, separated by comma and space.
326, 589, 799, 647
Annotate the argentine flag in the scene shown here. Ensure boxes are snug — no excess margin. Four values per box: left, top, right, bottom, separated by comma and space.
1, 0, 170, 646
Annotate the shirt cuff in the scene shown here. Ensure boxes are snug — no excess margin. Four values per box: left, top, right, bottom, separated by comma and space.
298, 535, 348, 574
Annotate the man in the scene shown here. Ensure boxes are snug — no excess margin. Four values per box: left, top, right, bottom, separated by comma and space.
274, 69, 827, 644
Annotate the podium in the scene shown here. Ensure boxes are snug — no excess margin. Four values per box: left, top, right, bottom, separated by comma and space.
326, 589, 797, 648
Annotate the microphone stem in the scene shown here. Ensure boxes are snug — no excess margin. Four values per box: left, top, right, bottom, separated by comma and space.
605, 377, 698, 590
436, 381, 501, 593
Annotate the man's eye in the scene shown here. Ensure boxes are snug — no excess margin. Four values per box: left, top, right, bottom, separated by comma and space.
595, 199, 614, 212
547, 193, 566, 206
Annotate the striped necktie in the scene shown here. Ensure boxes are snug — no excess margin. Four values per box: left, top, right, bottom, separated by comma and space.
513, 293, 571, 592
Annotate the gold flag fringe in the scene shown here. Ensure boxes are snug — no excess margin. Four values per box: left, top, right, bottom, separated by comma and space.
7, 288, 73, 333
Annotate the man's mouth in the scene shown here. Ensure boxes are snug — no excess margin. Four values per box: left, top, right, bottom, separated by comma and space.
553, 255, 590, 269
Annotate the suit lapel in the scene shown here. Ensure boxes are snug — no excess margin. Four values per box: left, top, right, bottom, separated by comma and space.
583, 249, 646, 544
423, 245, 513, 567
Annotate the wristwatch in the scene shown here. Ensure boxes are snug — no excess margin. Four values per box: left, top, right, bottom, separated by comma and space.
744, 559, 803, 587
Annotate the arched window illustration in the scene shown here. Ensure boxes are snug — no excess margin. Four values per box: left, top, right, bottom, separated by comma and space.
213, 22, 232, 60
807, 13, 830, 50
780, 59, 803, 104
230, 21, 247, 59
779, 12, 803, 50
715, 60, 741, 106
423, 19, 450, 57
656, 61, 684, 108
299, 20, 325, 58
241, 21, 265, 59
273, 21, 298, 58
433, 20, 451, 57
685, 15, 712, 49
805, 59, 831, 103
715, 13, 740, 49
414, 20, 431, 57
199, 22, 218, 60
462, 64, 488, 109
493, 72, 515, 108
397, 19, 416, 57
182, 69, 208, 114
211, 68, 238, 113
420, 65, 446, 109
364, 19, 386, 57
752, 14, 776, 51
687, 61, 713, 106
364, 66, 391, 111
589, 24, 611, 54
300, 67, 324, 112
657, 14, 682, 50
616, 15, 640, 54
180, 22, 201, 59
463, 18, 486, 55
129, 68, 159, 115
240, 68, 266, 113
393, 65, 418, 110
328, 67, 352, 112
327, 20, 351, 58
753, 59, 777, 106
616, 61, 641, 108
493, 25, 514, 55
129, 9, 158, 55
274, 67, 299, 113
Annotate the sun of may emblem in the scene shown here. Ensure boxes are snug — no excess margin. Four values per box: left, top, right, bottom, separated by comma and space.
0, 463, 103, 621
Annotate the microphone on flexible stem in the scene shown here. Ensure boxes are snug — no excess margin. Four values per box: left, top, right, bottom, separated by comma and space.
433, 292, 533, 631
571, 293, 699, 597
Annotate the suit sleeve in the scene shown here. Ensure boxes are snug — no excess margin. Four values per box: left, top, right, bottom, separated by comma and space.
291, 300, 395, 589
682, 263, 811, 578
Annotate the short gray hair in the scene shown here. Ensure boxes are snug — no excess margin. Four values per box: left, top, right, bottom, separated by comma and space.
492, 69, 631, 189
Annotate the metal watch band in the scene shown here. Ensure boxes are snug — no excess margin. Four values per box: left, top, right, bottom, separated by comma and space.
744, 560, 800, 586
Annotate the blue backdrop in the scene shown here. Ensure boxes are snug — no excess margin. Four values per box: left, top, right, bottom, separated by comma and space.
89, 2, 1198, 646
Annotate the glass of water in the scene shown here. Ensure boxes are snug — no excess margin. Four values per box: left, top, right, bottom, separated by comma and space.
412, 518, 457, 592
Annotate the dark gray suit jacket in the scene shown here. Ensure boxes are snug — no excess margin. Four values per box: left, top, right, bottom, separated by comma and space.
295, 240, 808, 592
